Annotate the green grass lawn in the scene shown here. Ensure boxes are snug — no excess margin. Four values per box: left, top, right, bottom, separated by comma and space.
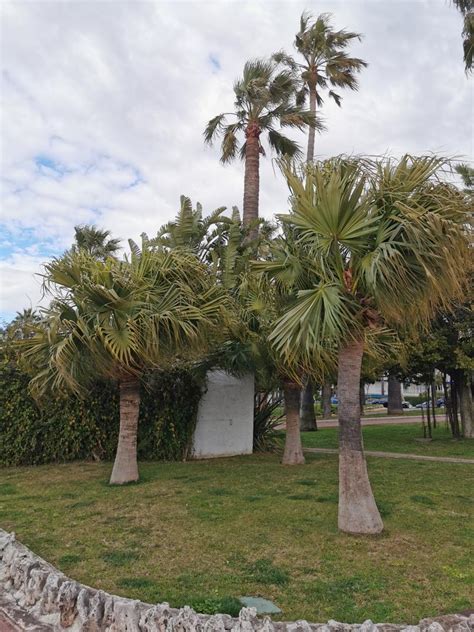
1, 449, 473, 623
302, 423, 474, 458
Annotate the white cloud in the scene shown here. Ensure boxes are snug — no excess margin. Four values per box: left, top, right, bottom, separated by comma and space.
0, 0, 472, 317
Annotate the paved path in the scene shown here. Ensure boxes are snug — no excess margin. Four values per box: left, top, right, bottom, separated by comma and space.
277, 415, 426, 431
316, 415, 425, 428
304, 447, 474, 464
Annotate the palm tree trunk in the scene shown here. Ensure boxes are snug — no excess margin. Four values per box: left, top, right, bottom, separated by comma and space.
387, 374, 403, 415
430, 380, 437, 429
282, 380, 305, 465
337, 338, 383, 534
359, 381, 365, 415
243, 123, 260, 239
300, 378, 317, 431
110, 375, 140, 485
306, 85, 317, 163
459, 369, 474, 438
322, 381, 332, 418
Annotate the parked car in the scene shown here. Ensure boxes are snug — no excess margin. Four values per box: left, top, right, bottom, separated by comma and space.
415, 401, 429, 409
416, 399, 445, 409
382, 401, 412, 409
369, 398, 387, 406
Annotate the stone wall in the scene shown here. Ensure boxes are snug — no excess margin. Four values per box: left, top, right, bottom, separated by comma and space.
0, 529, 471, 632
192, 371, 254, 459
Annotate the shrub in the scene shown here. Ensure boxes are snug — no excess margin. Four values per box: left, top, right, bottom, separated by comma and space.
0, 362, 203, 466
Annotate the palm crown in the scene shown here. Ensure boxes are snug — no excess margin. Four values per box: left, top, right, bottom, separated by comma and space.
204, 58, 319, 163
152, 196, 229, 257
273, 12, 367, 162
260, 156, 470, 367
70, 224, 121, 260
204, 58, 321, 232
23, 246, 228, 397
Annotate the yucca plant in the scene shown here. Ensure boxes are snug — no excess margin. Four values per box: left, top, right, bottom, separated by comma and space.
261, 155, 470, 533
21, 245, 229, 484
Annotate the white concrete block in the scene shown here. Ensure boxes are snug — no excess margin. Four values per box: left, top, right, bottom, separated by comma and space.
192, 371, 254, 459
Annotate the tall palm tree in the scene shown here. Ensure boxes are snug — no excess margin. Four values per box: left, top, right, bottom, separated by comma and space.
22, 246, 229, 484
263, 155, 470, 533
70, 225, 121, 260
204, 58, 321, 236
274, 12, 367, 163
275, 13, 367, 428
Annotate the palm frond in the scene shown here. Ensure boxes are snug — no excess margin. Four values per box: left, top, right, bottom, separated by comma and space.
204, 113, 228, 145
268, 130, 302, 158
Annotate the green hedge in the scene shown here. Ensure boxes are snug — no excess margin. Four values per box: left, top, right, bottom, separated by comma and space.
0, 363, 203, 467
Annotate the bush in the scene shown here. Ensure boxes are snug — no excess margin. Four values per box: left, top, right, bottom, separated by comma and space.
404, 394, 428, 405
0, 362, 203, 466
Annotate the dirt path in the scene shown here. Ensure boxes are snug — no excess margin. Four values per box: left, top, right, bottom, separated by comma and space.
304, 447, 474, 464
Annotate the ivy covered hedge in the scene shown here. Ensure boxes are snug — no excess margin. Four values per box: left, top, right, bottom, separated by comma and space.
0, 362, 204, 467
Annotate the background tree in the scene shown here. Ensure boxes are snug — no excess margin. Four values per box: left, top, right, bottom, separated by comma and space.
387, 373, 404, 415
273, 12, 367, 163
5, 308, 40, 340
267, 155, 470, 534
21, 246, 229, 484
204, 58, 320, 236
455, 162, 474, 191
152, 196, 230, 263
69, 224, 121, 260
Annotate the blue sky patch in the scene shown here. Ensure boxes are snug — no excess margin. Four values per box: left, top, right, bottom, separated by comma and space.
208, 53, 221, 72
35, 154, 68, 177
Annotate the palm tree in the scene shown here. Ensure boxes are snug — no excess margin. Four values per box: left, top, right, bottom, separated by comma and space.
22, 245, 229, 484
274, 13, 367, 428
264, 155, 470, 533
273, 12, 367, 163
252, 228, 336, 464
204, 58, 320, 236
7, 308, 40, 340
152, 196, 230, 262
70, 225, 121, 260
453, 0, 473, 72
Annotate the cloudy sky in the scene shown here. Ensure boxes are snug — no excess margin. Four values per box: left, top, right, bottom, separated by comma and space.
1, 0, 472, 322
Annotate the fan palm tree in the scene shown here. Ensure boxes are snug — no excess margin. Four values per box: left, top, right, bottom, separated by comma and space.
70, 225, 121, 260
251, 228, 337, 464
263, 155, 470, 533
273, 12, 367, 163
21, 246, 229, 484
204, 58, 321, 236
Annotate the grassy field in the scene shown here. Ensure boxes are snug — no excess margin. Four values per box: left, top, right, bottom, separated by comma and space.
302, 423, 474, 458
1, 440, 473, 623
